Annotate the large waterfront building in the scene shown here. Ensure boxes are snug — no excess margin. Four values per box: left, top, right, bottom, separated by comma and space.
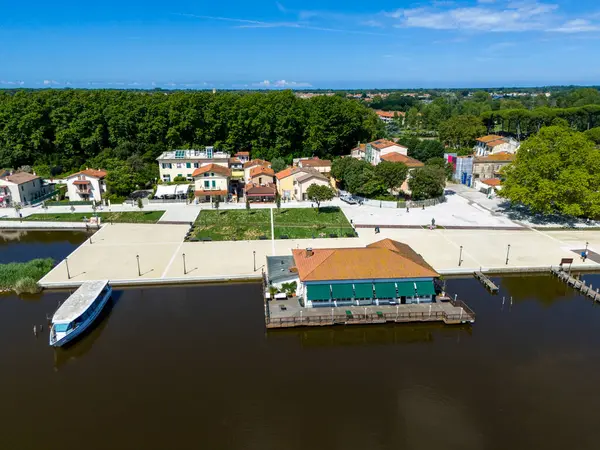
280, 239, 439, 308
157, 147, 229, 183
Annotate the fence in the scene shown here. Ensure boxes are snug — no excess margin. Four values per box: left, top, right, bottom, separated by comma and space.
148, 198, 188, 204
44, 200, 93, 206
399, 195, 446, 209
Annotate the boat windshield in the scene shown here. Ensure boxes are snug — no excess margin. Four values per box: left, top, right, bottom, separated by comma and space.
54, 323, 70, 333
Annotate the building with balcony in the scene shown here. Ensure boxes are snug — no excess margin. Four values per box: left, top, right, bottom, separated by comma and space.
192, 163, 231, 202
66, 169, 107, 202
243, 159, 272, 183
0, 172, 54, 206
474, 135, 520, 157
275, 167, 330, 201
157, 147, 230, 183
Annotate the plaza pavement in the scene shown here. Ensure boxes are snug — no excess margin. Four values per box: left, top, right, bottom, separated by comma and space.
39, 222, 600, 288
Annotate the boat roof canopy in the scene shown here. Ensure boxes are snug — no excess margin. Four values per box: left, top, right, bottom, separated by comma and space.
52, 280, 109, 323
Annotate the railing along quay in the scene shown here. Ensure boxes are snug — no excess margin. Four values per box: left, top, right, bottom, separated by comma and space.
266, 300, 475, 329
551, 266, 600, 302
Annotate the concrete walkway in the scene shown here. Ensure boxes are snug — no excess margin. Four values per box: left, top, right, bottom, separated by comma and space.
39, 223, 600, 288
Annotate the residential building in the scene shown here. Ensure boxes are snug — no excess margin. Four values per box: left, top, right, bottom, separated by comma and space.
245, 183, 277, 202
157, 147, 229, 183
192, 164, 231, 202
0, 172, 54, 206
474, 135, 520, 156
351, 143, 366, 159
275, 167, 330, 201
374, 110, 405, 124
453, 156, 474, 186
472, 152, 515, 180
288, 239, 439, 308
248, 165, 276, 185
228, 157, 244, 180
234, 151, 250, 164
474, 178, 502, 196
243, 159, 271, 183
66, 169, 107, 202
296, 157, 332, 174
360, 139, 409, 166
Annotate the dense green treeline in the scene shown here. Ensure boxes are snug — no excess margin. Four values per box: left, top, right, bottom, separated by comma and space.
0, 90, 383, 170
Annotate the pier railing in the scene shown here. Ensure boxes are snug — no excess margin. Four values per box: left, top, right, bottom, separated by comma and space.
266, 307, 475, 329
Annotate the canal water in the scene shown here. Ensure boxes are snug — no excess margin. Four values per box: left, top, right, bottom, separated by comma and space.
2, 234, 600, 449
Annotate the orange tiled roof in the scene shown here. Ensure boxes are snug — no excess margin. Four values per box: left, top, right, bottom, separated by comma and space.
380, 152, 424, 167
375, 110, 405, 118
235, 151, 250, 156
229, 157, 242, 164
486, 139, 507, 148
276, 167, 301, 180
68, 169, 108, 179
243, 159, 270, 169
476, 135, 503, 143
250, 165, 275, 178
481, 178, 502, 187
299, 157, 332, 168
474, 152, 515, 163
371, 139, 406, 150
245, 183, 277, 196
192, 164, 231, 177
292, 239, 439, 282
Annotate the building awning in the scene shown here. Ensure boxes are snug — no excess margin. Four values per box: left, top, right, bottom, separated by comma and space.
194, 190, 227, 197
306, 284, 331, 301
331, 283, 354, 300
396, 282, 416, 298
374, 282, 397, 299
73, 180, 90, 185
414, 280, 436, 296
353, 283, 373, 299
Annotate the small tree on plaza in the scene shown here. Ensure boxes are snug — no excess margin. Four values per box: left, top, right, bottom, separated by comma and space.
137, 197, 144, 210
275, 191, 281, 210
306, 184, 335, 213
214, 196, 220, 210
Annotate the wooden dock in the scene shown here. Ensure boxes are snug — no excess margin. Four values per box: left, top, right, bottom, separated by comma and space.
474, 271, 499, 293
265, 299, 476, 329
550, 267, 600, 302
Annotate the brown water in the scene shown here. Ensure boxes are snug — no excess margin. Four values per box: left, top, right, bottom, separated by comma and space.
3, 235, 600, 450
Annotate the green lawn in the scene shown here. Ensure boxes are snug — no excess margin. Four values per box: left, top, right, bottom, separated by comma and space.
191, 207, 354, 241
6, 211, 165, 224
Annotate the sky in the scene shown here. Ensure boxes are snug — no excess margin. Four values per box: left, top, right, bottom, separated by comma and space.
2, 0, 600, 89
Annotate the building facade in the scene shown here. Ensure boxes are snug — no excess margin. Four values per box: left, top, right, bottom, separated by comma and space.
296, 157, 332, 174
288, 239, 439, 308
66, 169, 107, 202
472, 153, 515, 180
243, 159, 272, 183
275, 167, 330, 200
363, 139, 409, 166
474, 135, 520, 157
157, 147, 229, 183
0, 172, 53, 206
192, 164, 231, 202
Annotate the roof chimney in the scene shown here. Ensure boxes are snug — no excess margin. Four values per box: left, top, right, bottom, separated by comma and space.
306, 248, 313, 257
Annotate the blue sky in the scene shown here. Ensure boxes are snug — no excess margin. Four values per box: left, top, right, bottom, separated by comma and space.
2, 0, 600, 89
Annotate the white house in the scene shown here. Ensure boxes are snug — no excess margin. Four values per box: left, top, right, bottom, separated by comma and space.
157, 147, 230, 183
474, 135, 520, 157
0, 172, 54, 206
66, 169, 108, 202
192, 163, 231, 202
355, 139, 408, 166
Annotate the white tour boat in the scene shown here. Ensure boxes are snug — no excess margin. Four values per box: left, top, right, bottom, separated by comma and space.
49, 280, 112, 347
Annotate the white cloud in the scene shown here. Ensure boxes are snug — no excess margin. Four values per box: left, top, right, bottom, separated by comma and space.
252, 79, 312, 88
362, 19, 384, 27
43, 80, 60, 85
0, 80, 25, 86
389, 2, 559, 32
549, 19, 600, 33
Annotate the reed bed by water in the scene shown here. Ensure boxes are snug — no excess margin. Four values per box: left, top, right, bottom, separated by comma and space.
0, 258, 54, 294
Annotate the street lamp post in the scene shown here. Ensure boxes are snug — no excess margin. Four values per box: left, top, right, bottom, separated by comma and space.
253, 250, 256, 272
136, 254, 141, 277
458, 246, 463, 266
183, 253, 187, 275
65, 257, 71, 280
505, 244, 511, 265
585, 241, 589, 253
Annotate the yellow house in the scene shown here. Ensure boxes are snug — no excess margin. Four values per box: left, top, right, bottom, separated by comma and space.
275, 167, 331, 201
192, 164, 231, 202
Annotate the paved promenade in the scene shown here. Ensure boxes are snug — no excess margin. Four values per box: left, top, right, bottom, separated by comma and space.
39, 223, 600, 288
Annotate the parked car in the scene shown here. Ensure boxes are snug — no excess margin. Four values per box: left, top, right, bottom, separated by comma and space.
341, 195, 357, 205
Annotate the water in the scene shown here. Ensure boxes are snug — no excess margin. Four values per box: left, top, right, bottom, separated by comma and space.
0, 229, 88, 263
3, 234, 600, 450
